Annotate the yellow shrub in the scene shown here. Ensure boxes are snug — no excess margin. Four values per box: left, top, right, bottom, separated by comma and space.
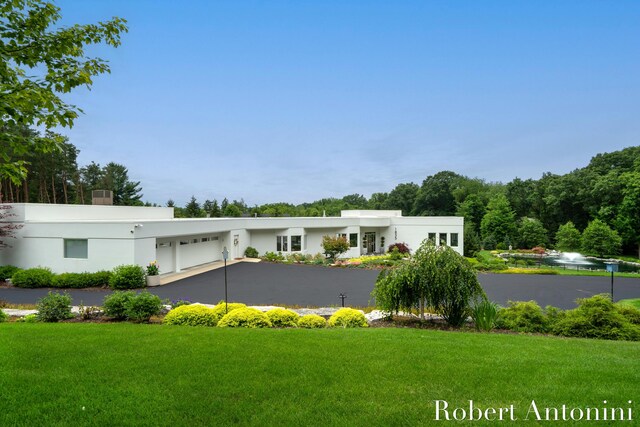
265, 308, 299, 327
163, 304, 218, 326
328, 308, 368, 328
297, 314, 327, 329
211, 301, 247, 322
218, 307, 272, 328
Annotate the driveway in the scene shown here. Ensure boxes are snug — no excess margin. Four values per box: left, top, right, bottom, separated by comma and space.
1, 263, 639, 309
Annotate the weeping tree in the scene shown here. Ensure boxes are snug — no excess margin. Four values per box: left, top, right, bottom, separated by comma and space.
372, 239, 485, 326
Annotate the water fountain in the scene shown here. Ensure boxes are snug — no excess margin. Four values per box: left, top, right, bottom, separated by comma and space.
552, 252, 594, 270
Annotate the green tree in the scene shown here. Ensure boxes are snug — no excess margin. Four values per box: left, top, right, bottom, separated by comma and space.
0, 0, 127, 184
321, 235, 350, 260
456, 194, 486, 234
372, 240, 484, 325
517, 218, 548, 249
368, 192, 389, 209
386, 183, 419, 215
413, 171, 462, 216
480, 194, 516, 247
184, 196, 202, 218
463, 222, 481, 257
581, 219, 622, 257
222, 204, 242, 217
555, 221, 582, 252
615, 172, 640, 258
101, 163, 142, 206
210, 199, 221, 217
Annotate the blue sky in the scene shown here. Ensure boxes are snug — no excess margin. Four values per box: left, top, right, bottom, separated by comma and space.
56, 0, 640, 206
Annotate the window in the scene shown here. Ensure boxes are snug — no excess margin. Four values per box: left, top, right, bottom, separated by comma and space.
428, 232, 436, 242
277, 235, 288, 252
450, 233, 459, 247
212, 236, 219, 241
291, 235, 302, 251
349, 233, 358, 247
338, 233, 347, 240
180, 240, 189, 245
64, 239, 88, 259
192, 238, 199, 244
439, 233, 447, 246
201, 237, 210, 242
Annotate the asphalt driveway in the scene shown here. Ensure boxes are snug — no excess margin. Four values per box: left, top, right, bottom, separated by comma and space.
1, 262, 639, 309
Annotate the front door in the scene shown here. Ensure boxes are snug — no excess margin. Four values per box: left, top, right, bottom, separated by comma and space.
363, 232, 376, 254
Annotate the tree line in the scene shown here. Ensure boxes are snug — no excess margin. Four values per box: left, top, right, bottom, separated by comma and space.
179, 146, 639, 257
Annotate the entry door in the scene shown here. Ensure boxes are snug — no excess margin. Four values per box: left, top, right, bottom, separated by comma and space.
233, 234, 239, 258
364, 232, 376, 254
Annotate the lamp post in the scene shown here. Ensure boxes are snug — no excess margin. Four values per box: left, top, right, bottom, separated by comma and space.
222, 246, 229, 313
604, 261, 619, 301
339, 293, 347, 307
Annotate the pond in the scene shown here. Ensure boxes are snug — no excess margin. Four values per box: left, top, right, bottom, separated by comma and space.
504, 254, 640, 273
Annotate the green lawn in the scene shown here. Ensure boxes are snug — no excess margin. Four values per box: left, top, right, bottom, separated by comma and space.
1, 324, 638, 426
619, 298, 640, 310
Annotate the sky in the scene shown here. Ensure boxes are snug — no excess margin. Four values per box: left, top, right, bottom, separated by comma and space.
55, 0, 640, 206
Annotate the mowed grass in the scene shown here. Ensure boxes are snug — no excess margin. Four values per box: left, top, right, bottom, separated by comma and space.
1, 324, 639, 426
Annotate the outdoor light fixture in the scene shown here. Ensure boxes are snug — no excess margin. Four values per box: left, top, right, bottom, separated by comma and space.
222, 246, 229, 313
604, 261, 619, 301
339, 293, 347, 307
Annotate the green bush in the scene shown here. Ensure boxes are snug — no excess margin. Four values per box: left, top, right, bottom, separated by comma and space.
328, 308, 368, 328
470, 300, 499, 332
218, 307, 272, 328
496, 301, 549, 333
17, 313, 38, 323
0, 265, 21, 281
617, 304, 640, 325
0, 309, 8, 322
164, 304, 218, 327
12, 267, 54, 288
263, 251, 284, 262
86, 271, 112, 287
297, 314, 327, 329
124, 291, 163, 323
265, 308, 299, 328
109, 265, 146, 289
211, 301, 247, 323
244, 246, 259, 258
36, 291, 73, 322
103, 291, 136, 320
553, 294, 640, 341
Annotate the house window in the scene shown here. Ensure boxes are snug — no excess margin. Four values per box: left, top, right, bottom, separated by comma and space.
180, 240, 189, 245
202, 237, 210, 242
338, 233, 347, 240
291, 235, 302, 251
277, 235, 288, 252
192, 238, 198, 244
212, 236, 219, 241
428, 233, 436, 242
450, 233, 459, 247
439, 233, 447, 246
64, 239, 88, 259
349, 233, 358, 247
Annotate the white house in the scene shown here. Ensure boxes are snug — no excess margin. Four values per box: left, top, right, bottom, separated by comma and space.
0, 204, 464, 274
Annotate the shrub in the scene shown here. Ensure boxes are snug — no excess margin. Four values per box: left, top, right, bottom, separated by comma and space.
211, 301, 247, 323
498, 268, 558, 275
124, 291, 163, 322
496, 301, 549, 333
328, 308, 368, 328
0, 265, 21, 281
86, 271, 112, 287
388, 247, 403, 261
244, 246, 259, 258
553, 294, 640, 341
12, 267, 54, 288
321, 235, 350, 260
388, 242, 410, 254
263, 251, 284, 262
36, 291, 73, 322
103, 291, 136, 320
297, 314, 327, 329
53, 272, 87, 288
110, 265, 146, 289
0, 309, 8, 322
171, 299, 192, 309
617, 304, 640, 325
164, 304, 218, 327
17, 313, 38, 323
265, 308, 299, 328
471, 299, 499, 332
218, 307, 272, 328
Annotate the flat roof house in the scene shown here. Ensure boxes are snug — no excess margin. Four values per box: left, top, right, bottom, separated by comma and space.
0, 204, 463, 274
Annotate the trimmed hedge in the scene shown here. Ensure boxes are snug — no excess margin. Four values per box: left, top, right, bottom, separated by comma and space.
218, 307, 272, 328
328, 308, 368, 328
12, 267, 55, 288
297, 314, 327, 329
124, 291, 163, 323
103, 291, 137, 320
110, 265, 146, 289
164, 304, 219, 327
244, 246, 259, 258
265, 308, 299, 328
0, 265, 21, 281
211, 301, 247, 323
495, 301, 550, 333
